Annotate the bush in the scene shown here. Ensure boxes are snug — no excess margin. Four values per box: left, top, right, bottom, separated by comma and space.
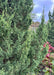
39, 42, 54, 74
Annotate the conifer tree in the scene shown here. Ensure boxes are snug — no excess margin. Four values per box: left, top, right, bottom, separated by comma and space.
36, 9, 48, 45
29, 31, 48, 71
0, 11, 47, 75
48, 11, 52, 22
0, 1, 48, 75
48, 9, 54, 46
0, 10, 32, 75
0, 0, 33, 74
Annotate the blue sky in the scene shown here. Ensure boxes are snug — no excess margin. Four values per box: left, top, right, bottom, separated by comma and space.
32, 0, 54, 22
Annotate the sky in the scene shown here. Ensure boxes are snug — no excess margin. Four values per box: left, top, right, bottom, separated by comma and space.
32, 0, 54, 22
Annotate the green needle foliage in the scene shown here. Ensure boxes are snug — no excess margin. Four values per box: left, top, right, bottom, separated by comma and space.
0, 10, 32, 75
48, 9, 54, 46
0, 11, 47, 75
0, 0, 33, 30
28, 31, 48, 74
36, 9, 48, 45
0, 0, 48, 75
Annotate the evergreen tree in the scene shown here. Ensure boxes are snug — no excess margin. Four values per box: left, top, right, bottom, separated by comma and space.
48, 9, 54, 46
0, 11, 47, 75
52, 8, 54, 23
36, 9, 48, 45
48, 11, 52, 22
28, 31, 48, 74
0, 10, 32, 75
0, 0, 32, 74
0, 1, 48, 75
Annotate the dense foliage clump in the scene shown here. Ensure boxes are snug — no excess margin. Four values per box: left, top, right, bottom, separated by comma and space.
0, 0, 33, 30
48, 9, 54, 46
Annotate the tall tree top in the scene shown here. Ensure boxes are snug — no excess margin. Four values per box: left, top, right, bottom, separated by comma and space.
41, 8, 45, 25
